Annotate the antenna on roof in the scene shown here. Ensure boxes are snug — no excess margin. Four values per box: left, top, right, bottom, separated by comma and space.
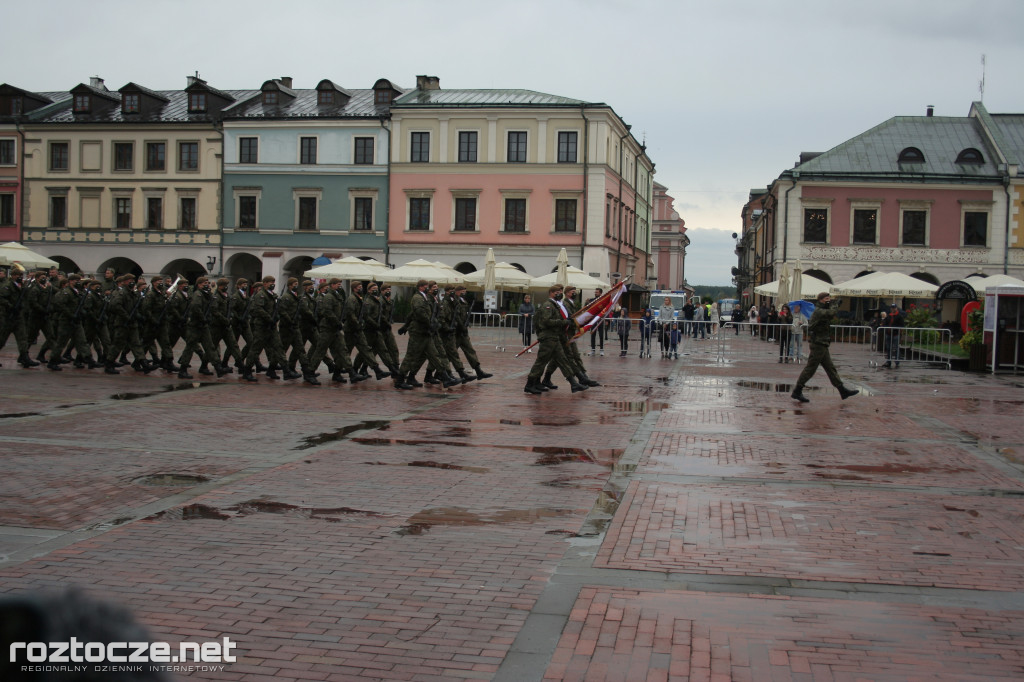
979, 54, 986, 102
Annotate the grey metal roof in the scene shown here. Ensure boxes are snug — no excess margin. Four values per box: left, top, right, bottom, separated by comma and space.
392, 88, 593, 108
989, 114, 1024, 167
791, 116, 1003, 178
29, 90, 257, 124
223, 89, 398, 119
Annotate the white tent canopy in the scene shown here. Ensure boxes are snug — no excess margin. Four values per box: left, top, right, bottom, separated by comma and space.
830, 271, 939, 298
384, 259, 464, 285
303, 256, 388, 281
463, 262, 532, 291
754, 273, 833, 299
965, 273, 1024, 292
0, 242, 59, 269
529, 266, 609, 291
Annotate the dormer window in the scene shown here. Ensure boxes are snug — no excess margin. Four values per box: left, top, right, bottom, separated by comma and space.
122, 93, 140, 113
74, 94, 90, 113
263, 91, 278, 106
956, 148, 984, 164
375, 89, 392, 105
898, 147, 925, 163
188, 92, 207, 113
318, 90, 335, 106
11, 97, 22, 115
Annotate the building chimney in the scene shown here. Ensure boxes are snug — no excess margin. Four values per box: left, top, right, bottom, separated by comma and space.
280, 76, 293, 88
416, 75, 440, 91
187, 71, 203, 87
926, 105, 934, 117
89, 76, 105, 90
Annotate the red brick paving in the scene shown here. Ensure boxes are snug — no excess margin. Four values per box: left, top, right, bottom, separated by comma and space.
1, 339, 1023, 680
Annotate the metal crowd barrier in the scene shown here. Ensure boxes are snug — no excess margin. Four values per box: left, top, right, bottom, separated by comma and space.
713, 322, 955, 368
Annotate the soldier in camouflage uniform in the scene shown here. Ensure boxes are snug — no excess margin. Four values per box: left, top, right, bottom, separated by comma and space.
104, 275, 153, 374
542, 284, 598, 390
210, 278, 243, 376
360, 281, 399, 376
299, 280, 319, 357
525, 284, 586, 394
0, 264, 36, 367
378, 283, 400, 371
178, 276, 225, 379
343, 280, 389, 380
395, 280, 458, 389
790, 292, 859, 403
242, 275, 288, 382
437, 285, 471, 382
452, 284, 493, 381
276, 277, 310, 382
52, 274, 94, 369
306, 278, 358, 384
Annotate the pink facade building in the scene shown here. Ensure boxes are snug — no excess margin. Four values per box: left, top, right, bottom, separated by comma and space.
387, 77, 654, 284
650, 181, 687, 289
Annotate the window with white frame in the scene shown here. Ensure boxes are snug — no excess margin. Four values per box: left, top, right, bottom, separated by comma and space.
851, 205, 878, 244
554, 194, 581, 233
145, 195, 163, 229
233, 188, 261, 230
50, 194, 67, 228
452, 191, 480, 232
0, 138, 15, 166
961, 202, 991, 247
239, 137, 258, 164
801, 201, 831, 243
898, 200, 931, 246
293, 188, 322, 231
349, 189, 378, 231
114, 195, 132, 230
501, 192, 529, 233
179, 196, 197, 230
300, 137, 317, 165
406, 191, 433, 231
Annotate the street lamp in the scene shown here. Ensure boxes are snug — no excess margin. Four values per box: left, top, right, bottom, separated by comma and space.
206, 256, 217, 274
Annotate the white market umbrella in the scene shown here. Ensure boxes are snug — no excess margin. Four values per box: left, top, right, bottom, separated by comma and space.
830, 271, 938, 298
790, 261, 803, 305
482, 248, 497, 291
385, 259, 464, 285
776, 263, 791, 305
0, 242, 59, 269
463, 262, 532, 291
965, 273, 1024, 293
555, 248, 569, 288
304, 256, 388, 281
530, 266, 609, 291
754, 273, 832, 299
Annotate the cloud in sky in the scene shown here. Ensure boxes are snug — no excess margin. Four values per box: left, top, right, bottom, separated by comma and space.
7, 0, 1024, 285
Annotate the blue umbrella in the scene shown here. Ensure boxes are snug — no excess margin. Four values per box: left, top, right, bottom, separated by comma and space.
311, 256, 331, 266
787, 300, 815, 318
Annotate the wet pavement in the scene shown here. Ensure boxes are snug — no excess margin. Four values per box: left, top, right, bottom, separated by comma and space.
1, 334, 1023, 681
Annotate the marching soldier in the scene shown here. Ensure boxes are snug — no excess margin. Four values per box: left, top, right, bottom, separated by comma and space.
545, 284, 598, 390
360, 281, 399, 376
438, 284, 472, 383
0, 263, 38, 367
299, 280, 319, 356
211, 277, 243, 375
395, 280, 458, 389
52, 274, 94, 369
242, 275, 288, 382
178, 276, 225, 379
343, 280, 389, 380
525, 284, 587, 394
452, 284, 493, 381
379, 283, 400, 372
306, 278, 358, 384
104, 275, 153, 374
277, 277, 310, 381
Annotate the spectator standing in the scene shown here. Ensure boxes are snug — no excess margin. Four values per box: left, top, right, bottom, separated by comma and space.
658, 297, 676, 357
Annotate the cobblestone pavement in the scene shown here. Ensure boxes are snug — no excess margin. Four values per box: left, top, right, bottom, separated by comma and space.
1, 332, 1022, 681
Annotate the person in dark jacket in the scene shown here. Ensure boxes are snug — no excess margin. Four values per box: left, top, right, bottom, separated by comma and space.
518, 294, 535, 347
791, 292, 859, 403
882, 303, 905, 368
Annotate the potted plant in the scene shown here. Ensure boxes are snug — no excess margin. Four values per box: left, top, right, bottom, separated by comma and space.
959, 307, 986, 371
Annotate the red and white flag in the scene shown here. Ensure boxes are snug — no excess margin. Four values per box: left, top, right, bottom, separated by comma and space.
572, 280, 627, 338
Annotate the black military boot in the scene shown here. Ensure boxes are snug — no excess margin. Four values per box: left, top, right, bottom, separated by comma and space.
405, 374, 423, 388
303, 371, 321, 386
331, 370, 347, 383
423, 369, 439, 385
19, 354, 40, 368
541, 371, 558, 390
177, 365, 193, 379
569, 378, 588, 393
283, 367, 302, 379
393, 373, 414, 390
36, 350, 48, 364
472, 365, 493, 379
578, 372, 601, 387
241, 366, 258, 382
216, 363, 232, 378
790, 387, 809, 403
255, 361, 268, 372
524, 381, 543, 395
87, 357, 103, 370
839, 385, 859, 400
441, 372, 462, 388
349, 370, 364, 383
265, 367, 280, 379
162, 358, 181, 373
104, 361, 120, 375
457, 369, 473, 383
198, 362, 214, 376
373, 366, 391, 380
46, 359, 63, 371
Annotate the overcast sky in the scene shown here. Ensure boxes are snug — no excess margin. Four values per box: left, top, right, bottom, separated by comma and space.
7, 0, 1024, 285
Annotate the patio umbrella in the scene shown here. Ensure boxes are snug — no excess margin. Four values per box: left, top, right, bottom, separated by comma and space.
482, 248, 497, 291
529, 266, 609, 291
790, 261, 803, 304
776, 262, 791, 306
830, 271, 938, 298
385, 259, 464, 285
555, 248, 569, 288
303, 256, 388, 281
463, 262, 532, 291
964, 273, 1024, 292
0, 242, 59, 269
753, 273, 832, 299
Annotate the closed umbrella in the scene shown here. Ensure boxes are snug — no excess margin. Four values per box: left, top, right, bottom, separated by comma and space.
555, 248, 569, 288
790, 261, 803, 303
482, 248, 497, 291
0, 242, 59, 269
776, 263, 791, 306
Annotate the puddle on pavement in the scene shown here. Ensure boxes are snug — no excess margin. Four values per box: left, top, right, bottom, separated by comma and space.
147, 498, 382, 522
601, 400, 671, 414
294, 420, 390, 450
737, 380, 819, 393
806, 461, 972, 481
87, 516, 134, 530
354, 437, 623, 467
109, 383, 210, 401
392, 505, 575, 536
366, 460, 489, 473
0, 412, 42, 419
133, 473, 209, 486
